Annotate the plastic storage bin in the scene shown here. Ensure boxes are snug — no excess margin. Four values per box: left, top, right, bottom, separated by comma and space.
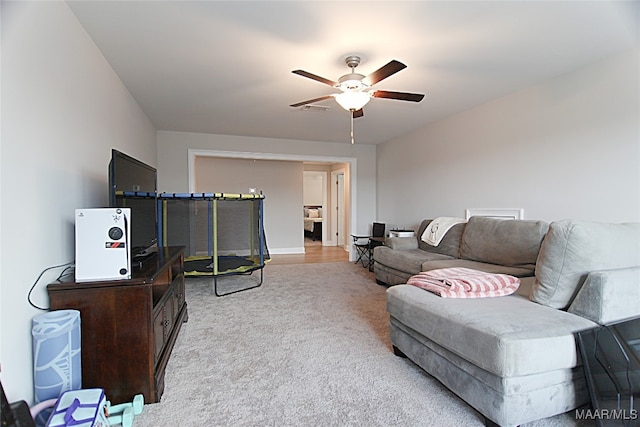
45, 388, 107, 427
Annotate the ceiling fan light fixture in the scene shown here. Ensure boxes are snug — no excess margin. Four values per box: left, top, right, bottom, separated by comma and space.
290, 57, 424, 139
338, 73, 367, 90
335, 91, 371, 111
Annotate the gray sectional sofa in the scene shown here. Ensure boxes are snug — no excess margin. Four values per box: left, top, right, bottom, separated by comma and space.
375, 217, 548, 286
377, 217, 640, 426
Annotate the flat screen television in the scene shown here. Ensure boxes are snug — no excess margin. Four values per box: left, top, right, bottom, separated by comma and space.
108, 149, 158, 257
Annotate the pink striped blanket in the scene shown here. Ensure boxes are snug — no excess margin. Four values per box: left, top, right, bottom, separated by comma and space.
407, 267, 520, 298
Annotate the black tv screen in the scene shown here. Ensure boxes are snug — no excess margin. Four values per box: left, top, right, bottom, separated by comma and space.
108, 149, 158, 256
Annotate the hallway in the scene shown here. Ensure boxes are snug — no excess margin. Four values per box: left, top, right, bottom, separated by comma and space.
268, 238, 349, 265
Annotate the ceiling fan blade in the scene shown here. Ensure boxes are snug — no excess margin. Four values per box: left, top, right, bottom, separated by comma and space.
372, 90, 425, 102
352, 109, 364, 119
290, 95, 334, 108
363, 60, 407, 86
292, 70, 338, 87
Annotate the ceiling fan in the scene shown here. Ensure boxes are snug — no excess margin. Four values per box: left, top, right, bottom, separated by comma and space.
290, 55, 425, 120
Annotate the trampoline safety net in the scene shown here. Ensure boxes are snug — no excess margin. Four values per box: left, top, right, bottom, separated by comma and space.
157, 193, 269, 277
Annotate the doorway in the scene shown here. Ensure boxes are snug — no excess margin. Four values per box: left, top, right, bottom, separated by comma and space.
303, 170, 327, 246
303, 165, 349, 251
189, 149, 356, 258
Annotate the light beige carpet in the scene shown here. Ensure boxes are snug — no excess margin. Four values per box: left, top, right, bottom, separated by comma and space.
133, 262, 588, 427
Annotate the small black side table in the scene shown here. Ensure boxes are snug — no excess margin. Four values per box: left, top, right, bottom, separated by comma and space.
576, 316, 639, 426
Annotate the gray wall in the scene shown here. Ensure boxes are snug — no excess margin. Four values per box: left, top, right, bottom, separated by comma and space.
377, 49, 640, 229
195, 157, 305, 252
1, 2, 156, 402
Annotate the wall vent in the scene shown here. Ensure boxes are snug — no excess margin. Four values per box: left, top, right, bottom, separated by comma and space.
301, 104, 330, 112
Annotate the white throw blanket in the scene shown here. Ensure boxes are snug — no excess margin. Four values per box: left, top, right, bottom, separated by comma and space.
421, 217, 466, 246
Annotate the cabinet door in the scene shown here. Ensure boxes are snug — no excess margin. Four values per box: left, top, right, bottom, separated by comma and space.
164, 292, 175, 334
176, 274, 185, 308
153, 306, 166, 366
170, 276, 184, 323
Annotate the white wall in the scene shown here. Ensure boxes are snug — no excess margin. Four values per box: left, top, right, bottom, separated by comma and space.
303, 172, 324, 206
377, 49, 640, 229
0, 2, 156, 403
156, 131, 378, 247
195, 157, 305, 252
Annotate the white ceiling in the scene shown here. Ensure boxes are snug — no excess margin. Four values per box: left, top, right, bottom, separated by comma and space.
68, 1, 639, 145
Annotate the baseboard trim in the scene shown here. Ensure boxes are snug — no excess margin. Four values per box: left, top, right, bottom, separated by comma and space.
269, 247, 305, 255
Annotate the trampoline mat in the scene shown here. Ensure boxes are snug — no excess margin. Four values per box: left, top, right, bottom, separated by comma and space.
184, 256, 262, 275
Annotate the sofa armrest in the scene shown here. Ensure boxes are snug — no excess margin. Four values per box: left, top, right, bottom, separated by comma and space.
385, 237, 418, 250
567, 267, 640, 325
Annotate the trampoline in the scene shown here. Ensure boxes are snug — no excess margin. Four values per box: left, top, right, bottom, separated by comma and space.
117, 191, 269, 296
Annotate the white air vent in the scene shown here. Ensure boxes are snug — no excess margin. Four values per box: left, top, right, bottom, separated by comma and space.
301, 105, 330, 112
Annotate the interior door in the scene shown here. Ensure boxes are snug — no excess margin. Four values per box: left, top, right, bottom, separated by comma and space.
336, 173, 345, 246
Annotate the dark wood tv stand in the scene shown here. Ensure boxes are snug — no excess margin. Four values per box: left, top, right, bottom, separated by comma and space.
47, 246, 187, 404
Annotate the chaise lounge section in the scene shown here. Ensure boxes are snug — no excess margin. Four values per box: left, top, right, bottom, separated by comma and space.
382, 218, 640, 426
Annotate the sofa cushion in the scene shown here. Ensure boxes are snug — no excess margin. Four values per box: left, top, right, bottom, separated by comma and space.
374, 246, 454, 275
374, 263, 416, 286
568, 267, 640, 325
420, 259, 535, 278
386, 284, 597, 377
384, 237, 418, 251
417, 220, 465, 258
459, 217, 548, 269
531, 220, 640, 309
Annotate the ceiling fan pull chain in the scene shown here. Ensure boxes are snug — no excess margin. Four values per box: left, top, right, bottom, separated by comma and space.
350, 112, 355, 144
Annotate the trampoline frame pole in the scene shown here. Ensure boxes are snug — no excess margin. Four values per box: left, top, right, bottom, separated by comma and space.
259, 199, 265, 265
160, 199, 167, 247
212, 199, 218, 275
249, 200, 255, 261
207, 199, 212, 257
